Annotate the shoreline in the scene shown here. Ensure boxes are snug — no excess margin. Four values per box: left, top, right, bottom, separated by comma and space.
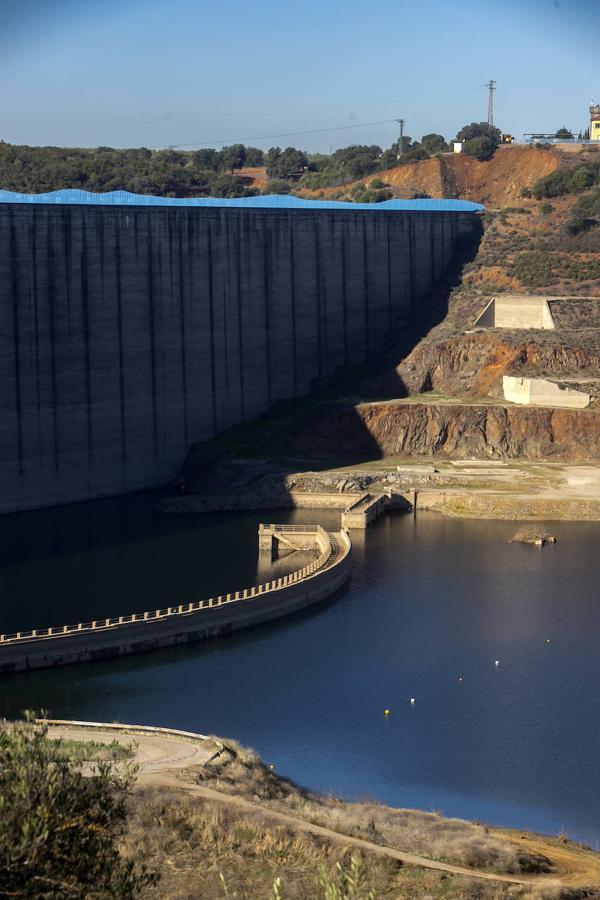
38, 718, 600, 889
158, 453, 600, 522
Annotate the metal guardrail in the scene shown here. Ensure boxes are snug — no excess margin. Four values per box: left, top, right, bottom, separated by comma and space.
0, 526, 335, 646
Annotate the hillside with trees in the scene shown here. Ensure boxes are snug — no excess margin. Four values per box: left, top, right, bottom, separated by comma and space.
0, 123, 499, 201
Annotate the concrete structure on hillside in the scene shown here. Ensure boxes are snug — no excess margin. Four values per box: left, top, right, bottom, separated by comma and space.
0, 189, 482, 513
503, 376, 590, 409
474, 295, 555, 330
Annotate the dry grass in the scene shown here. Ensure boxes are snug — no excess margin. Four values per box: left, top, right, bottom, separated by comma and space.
123, 787, 573, 900
187, 740, 550, 877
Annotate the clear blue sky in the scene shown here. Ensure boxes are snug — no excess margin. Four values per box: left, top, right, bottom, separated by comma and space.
0, 0, 598, 152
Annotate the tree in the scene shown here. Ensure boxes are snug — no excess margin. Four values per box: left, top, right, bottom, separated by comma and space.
456, 122, 501, 142
0, 715, 155, 899
421, 133, 448, 155
245, 146, 265, 167
193, 148, 222, 171
402, 143, 430, 162
266, 146, 309, 180
462, 135, 497, 162
555, 127, 573, 140
211, 173, 247, 197
220, 144, 246, 172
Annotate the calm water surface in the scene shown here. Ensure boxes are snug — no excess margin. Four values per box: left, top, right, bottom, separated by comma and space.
1, 493, 599, 844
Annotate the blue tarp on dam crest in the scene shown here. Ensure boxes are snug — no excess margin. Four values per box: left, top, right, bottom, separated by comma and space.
0, 188, 484, 213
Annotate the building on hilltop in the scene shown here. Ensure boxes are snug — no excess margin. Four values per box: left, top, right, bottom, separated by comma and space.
590, 104, 600, 141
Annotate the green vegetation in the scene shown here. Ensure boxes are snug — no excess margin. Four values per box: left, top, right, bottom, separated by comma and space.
532, 160, 600, 199
567, 186, 600, 235
455, 123, 501, 160
421, 132, 449, 155
0, 715, 155, 899
0, 142, 259, 197
0, 121, 503, 203
508, 249, 600, 286
462, 136, 497, 161
51, 736, 135, 763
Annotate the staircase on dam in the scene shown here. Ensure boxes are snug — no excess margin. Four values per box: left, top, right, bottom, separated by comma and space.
341, 491, 392, 529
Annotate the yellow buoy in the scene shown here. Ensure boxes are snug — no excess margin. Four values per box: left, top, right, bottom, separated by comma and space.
384, 708, 390, 716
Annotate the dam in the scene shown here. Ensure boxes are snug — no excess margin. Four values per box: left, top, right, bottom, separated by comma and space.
0, 190, 482, 512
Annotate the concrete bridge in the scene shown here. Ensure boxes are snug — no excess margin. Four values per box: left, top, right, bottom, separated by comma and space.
0, 524, 351, 673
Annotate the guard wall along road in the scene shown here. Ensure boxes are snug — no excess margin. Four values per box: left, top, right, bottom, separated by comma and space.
0, 191, 482, 512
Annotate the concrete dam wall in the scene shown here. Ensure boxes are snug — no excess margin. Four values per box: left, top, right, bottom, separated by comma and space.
0, 192, 482, 512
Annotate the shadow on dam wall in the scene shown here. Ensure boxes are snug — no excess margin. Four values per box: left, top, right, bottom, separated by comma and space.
170, 232, 482, 509
0, 203, 482, 513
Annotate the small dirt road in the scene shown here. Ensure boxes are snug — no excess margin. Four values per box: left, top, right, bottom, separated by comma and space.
48, 723, 600, 890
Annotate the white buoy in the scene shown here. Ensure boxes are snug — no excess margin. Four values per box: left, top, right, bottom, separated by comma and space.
410, 698, 415, 705
494, 660, 500, 667
545, 638, 551, 644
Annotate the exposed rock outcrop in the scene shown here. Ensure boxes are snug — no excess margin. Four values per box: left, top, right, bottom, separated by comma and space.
251, 400, 600, 462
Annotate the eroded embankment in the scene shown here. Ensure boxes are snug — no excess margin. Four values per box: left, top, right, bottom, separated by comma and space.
354, 400, 600, 460
246, 399, 600, 462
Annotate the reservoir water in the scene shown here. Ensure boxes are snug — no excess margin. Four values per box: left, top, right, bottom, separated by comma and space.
1, 493, 599, 845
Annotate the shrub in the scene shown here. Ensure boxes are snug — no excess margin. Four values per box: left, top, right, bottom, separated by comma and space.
265, 178, 292, 195
532, 161, 600, 199
463, 136, 497, 161
0, 715, 155, 899
539, 202, 554, 216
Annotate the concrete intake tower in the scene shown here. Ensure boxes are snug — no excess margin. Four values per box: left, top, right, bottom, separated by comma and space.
0, 190, 482, 512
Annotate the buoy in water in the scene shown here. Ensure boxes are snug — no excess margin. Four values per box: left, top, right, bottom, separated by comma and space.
384, 709, 390, 716
495, 660, 500, 667
545, 638, 551, 644
458, 676, 464, 682
410, 698, 415, 705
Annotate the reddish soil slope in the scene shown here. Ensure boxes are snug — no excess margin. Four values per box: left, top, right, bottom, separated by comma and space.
301, 146, 561, 207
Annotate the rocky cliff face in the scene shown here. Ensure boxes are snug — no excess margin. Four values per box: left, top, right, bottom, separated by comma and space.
393, 332, 600, 400
353, 401, 600, 460
236, 398, 600, 462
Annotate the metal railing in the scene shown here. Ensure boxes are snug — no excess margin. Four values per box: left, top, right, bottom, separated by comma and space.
0, 526, 336, 646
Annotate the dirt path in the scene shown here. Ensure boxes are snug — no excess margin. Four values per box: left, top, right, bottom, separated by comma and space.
47, 723, 600, 889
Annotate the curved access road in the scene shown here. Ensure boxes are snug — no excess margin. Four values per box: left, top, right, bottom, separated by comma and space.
44, 721, 600, 890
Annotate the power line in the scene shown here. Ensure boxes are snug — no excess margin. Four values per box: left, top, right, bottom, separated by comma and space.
158, 118, 400, 149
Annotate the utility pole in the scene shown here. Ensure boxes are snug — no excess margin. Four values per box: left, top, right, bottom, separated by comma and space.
487, 80, 496, 128
395, 118, 405, 160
